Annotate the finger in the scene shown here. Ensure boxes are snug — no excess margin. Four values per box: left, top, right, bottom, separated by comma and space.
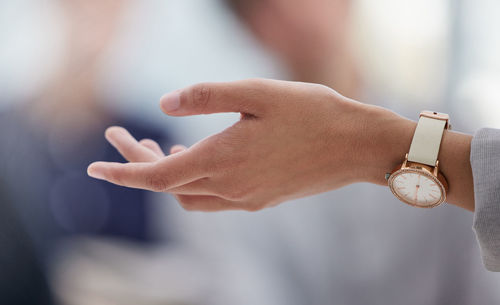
160, 79, 279, 117
139, 138, 165, 157
105, 126, 159, 162
176, 195, 239, 212
170, 144, 187, 155
87, 152, 205, 192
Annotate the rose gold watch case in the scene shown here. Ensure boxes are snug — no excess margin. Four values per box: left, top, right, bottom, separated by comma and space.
388, 154, 449, 208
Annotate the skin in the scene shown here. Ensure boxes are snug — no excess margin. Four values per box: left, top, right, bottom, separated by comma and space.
87, 79, 474, 212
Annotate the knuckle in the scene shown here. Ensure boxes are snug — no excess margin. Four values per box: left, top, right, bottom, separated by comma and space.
246, 78, 266, 87
190, 83, 212, 112
243, 198, 274, 212
140, 138, 155, 146
177, 197, 200, 211
243, 203, 262, 212
108, 169, 124, 186
206, 135, 248, 171
195, 137, 233, 173
146, 173, 168, 192
180, 202, 198, 211
313, 83, 338, 98
223, 187, 248, 201
308, 82, 327, 91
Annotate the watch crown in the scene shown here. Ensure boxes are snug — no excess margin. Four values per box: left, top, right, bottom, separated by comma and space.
385, 173, 391, 180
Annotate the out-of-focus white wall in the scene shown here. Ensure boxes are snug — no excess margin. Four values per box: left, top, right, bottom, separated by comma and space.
352, 0, 450, 109
0, 0, 65, 107
453, 0, 500, 129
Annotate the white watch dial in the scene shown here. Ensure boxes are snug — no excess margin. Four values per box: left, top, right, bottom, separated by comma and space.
391, 171, 444, 207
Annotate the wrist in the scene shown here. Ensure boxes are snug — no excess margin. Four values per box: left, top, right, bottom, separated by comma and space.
354, 106, 474, 210
437, 130, 474, 210
354, 105, 417, 185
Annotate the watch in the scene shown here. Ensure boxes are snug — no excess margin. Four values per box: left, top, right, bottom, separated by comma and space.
386, 111, 450, 208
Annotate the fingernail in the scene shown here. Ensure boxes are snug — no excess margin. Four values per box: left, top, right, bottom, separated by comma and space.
87, 164, 106, 180
160, 91, 181, 112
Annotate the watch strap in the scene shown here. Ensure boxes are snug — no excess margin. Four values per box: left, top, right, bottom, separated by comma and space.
407, 115, 447, 166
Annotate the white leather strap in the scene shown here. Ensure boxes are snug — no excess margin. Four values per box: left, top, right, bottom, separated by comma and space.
407, 116, 446, 166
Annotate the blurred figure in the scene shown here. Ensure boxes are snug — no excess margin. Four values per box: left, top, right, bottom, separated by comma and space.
40, 1, 500, 305
0, 0, 171, 300
225, 0, 361, 98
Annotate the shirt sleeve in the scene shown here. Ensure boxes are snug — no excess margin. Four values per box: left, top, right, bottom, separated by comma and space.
471, 128, 500, 271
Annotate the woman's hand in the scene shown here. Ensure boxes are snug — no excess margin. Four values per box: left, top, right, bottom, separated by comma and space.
88, 79, 415, 212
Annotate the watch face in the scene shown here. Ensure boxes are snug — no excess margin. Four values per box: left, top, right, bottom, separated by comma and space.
389, 169, 445, 207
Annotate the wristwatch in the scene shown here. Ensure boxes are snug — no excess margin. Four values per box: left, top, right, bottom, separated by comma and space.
386, 111, 450, 208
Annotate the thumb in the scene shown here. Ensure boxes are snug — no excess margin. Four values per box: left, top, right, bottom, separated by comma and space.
160, 79, 271, 117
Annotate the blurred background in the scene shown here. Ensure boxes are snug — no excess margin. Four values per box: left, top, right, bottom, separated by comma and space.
0, 0, 499, 304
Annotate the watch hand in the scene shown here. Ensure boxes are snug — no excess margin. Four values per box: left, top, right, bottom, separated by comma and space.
414, 175, 421, 202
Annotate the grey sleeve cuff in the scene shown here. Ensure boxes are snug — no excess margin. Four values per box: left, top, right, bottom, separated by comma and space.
471, 128, 500, 272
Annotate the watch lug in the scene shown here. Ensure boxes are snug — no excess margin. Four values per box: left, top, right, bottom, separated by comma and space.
434, 160, 439, 176
420, 111, 451, 130
386, 153, 409, 181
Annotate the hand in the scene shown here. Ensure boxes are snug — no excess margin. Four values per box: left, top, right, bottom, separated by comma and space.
87, 79, 416, 212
